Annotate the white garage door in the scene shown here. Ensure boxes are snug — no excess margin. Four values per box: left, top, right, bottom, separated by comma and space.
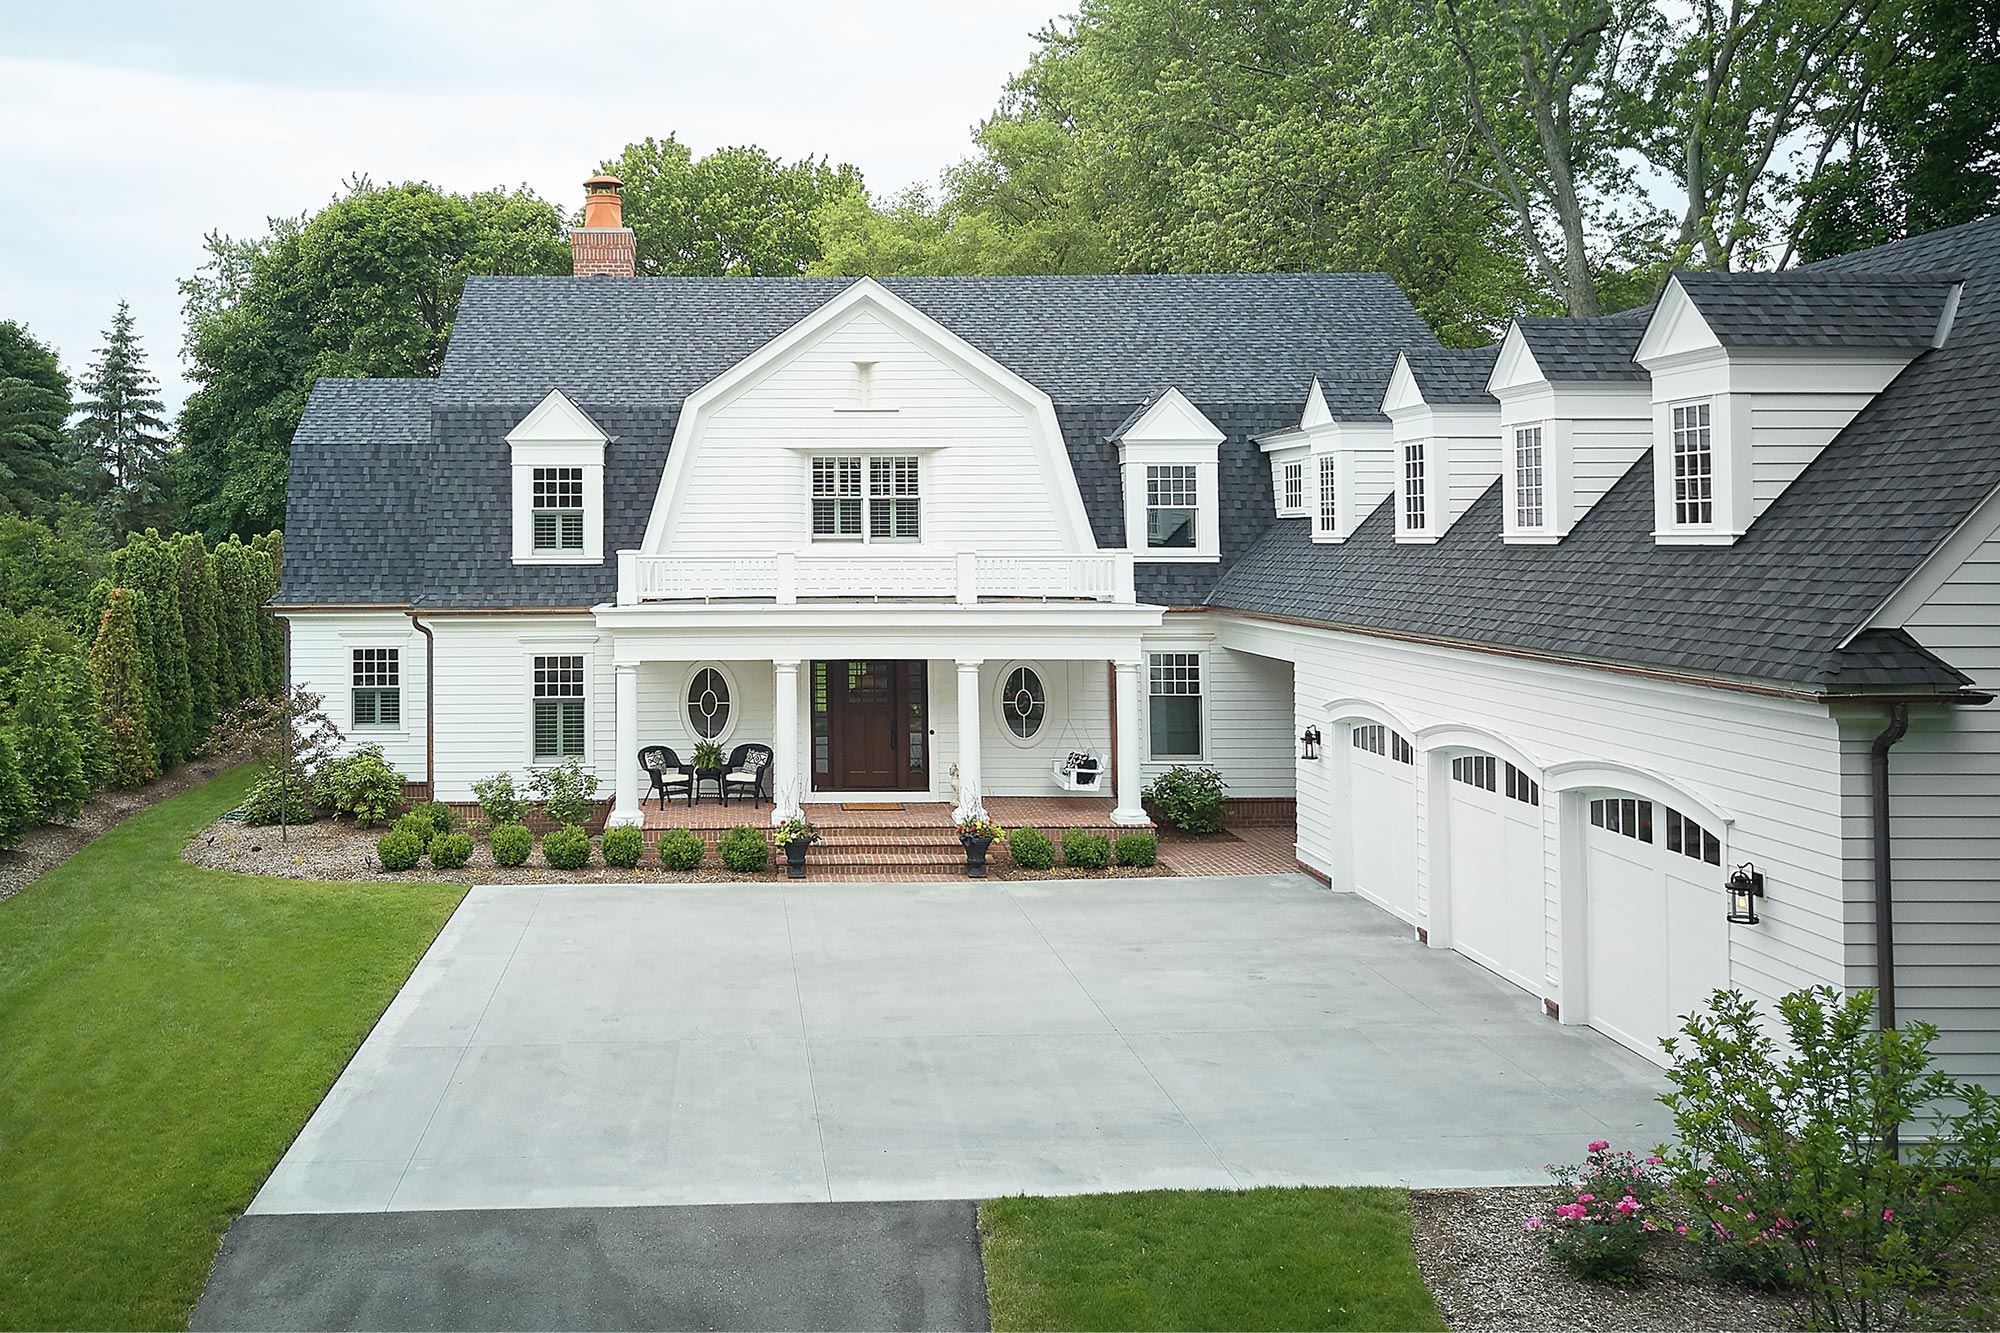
1444, 753, 1546, 994
1584, 795, 1731, 1064
1348, 723, 1418, 922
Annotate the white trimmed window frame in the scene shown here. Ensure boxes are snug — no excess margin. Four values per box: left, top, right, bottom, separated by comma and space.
993, 660, 1058, 749
1142, 647, 1208, 763
1395, 437, 1439, 543
1500, 417, 1570, 543
511, 442, 606, 566
349, 646, 403, 731
1119, 441, 1221, 562
522, 640, 598, 771
1648, 376, 1750, 545
809, 452, 922, 543
1274, 455, 1308, 517
1313, 450, 1341, 543
682, 662, 741, 746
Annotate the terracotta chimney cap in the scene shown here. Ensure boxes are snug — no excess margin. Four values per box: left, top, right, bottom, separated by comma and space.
581, 176, 625, 230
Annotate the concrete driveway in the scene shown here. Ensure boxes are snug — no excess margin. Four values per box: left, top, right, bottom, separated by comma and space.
251, 873, 1673, 1215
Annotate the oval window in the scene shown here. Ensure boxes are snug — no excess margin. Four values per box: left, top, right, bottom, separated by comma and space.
1002, 666, 1046, 739
687, 666, 732, 740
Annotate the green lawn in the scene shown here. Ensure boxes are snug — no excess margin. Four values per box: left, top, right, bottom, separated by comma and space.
980, 1187, 1448, 1332
0, 766, 464, 1331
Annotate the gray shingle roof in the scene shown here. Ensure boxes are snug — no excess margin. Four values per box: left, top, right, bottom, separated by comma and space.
1401, 346, 1501, 404
293, 378, 433, 447
1672, 272, 1959, 349
280, 380, 433, 604
1514, 313, 1650, 381
1207, 216, 2000, 692
1315, 374, 1398, 423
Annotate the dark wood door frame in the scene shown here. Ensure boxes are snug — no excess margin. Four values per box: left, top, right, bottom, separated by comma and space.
817, 660, 930, 792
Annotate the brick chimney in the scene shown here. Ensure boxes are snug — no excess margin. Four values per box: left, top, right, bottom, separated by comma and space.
571, 175, 636, 277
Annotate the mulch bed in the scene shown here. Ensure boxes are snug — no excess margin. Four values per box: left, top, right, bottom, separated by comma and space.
1410, 1187, 1798, 1332
0, 752, 244, 903
181, 815, 1170, 885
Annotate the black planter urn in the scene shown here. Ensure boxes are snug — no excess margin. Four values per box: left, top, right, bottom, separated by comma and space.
783, 838, 810, 879
961, 833, 995, 878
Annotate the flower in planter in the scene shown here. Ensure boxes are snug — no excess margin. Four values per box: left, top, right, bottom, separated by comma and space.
956, 816, 1000, 841
772, 817, 819, 846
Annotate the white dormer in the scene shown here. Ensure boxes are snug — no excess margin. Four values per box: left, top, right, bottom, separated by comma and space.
1487, 322, 1653, 544
1381, 353, 1501, 544
508, 390, 611, 565
1635, 273, 1957, 546
1260, 378, 1394, 543
1116, 387, 1224, 561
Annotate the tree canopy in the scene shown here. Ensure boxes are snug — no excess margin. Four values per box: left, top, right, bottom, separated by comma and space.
0, 320, 75, 522
71, 300, 174, 536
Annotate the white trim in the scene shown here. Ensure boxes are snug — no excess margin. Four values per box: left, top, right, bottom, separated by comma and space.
641, 278, 1098, 555
1299, 378, 1334, 429
1541, 758, 1734, 831
1857, 476, 2000, 638
1414, 722, 1543, 777
994, 660, 1057, 748
1141, 647, 1208, 764
510, 398, 607, 567
1322, 694, 1421, 739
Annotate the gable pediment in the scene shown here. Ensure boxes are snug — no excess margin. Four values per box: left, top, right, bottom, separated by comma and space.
507, 389, 611, 446
1118, 386, 1227, 447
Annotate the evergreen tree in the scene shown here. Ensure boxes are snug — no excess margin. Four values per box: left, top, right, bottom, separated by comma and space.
211, 539, 256, 711
112, 530, 193, 767
175, 532, 220, 738
249, 530, 284, 694
0, 320, 74, 521
0, 734, 31, 849
14, 645, 89, 823
90, 588, 157, 786
72, 302, 175, 537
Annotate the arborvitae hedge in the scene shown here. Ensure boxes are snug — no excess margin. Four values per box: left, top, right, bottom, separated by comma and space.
175, 532, 220, 737
113, 531, 194, 768
90, 588, 157, 786
13, 646, 90, 823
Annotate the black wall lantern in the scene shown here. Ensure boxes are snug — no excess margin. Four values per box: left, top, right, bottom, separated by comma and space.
1300, 726, 1322, 760
1726, 863, 1765, 925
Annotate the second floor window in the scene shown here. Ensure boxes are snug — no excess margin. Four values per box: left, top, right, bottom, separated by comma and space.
1514, 425, 1545, 528
1402, 441, 1427, 531
812, 455, 920, 541
531, 467, 585, 551
1318, 454, 1339, 532
1146, 464, 1198, 548
1281, 460, 1304, 512
1672, 401, 1714, 525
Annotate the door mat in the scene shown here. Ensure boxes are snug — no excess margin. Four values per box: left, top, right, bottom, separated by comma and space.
841, 802, 905, 811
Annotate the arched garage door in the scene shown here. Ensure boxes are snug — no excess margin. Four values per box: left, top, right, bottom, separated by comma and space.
1583, 794, 1731, 1063
1347, 723, 1417, 921
1444, 753, 1546, 994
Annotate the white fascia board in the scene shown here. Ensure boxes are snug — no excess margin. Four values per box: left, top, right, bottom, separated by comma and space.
1257, 428, 1311, 455
639, 277, 1098, 554
595, 599, 1166, 663
1854, 476, 2000, 640
1487, 324, 1547, 396
1634, 278, 1722, 366
1119, 386, 1227, 447
507, 389, 610, 446
1299, 377, 1334, 429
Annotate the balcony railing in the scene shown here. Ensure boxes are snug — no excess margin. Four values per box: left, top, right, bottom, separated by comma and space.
616, 550, 1137, 606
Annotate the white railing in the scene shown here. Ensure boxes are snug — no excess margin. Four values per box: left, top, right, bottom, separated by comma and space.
617, 550, 1136, 605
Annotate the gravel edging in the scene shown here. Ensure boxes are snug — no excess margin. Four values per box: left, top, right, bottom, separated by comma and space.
1409, 1187, 1797, 1333
0, 753, 244, 902
180, 816, 1172, 885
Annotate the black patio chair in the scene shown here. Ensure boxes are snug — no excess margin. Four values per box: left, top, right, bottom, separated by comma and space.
721, 743, 773, 807
639, 745, 694, 808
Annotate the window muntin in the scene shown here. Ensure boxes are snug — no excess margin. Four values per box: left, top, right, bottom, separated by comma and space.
812, 455, 918, 541
1514, 424, 1545, 528
811, 456, 864, 538
1001, 666, 1047, 739
532, 654, 586, 762
686, 666, 732, 740
1666, 807, 1723, 865
1350, 722, 1413, 764
1318, 454, 1339, 532
531, 466, 585, 552
868, 455, 921, 540
1451, 753, 1537, 805
1146, 651, 1202, 758
1402, 442, 1427, 530
1672, 401, 1714, 526
1281, 460, 1304, 513
1590, 797, 1655, 842
1145, 465, 1198, 549
351, 648, 401, 728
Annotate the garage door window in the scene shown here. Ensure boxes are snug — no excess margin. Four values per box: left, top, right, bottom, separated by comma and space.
1590, 797, 1654, 842
1452, 754, 1537, 805
1666, 808, 1722, 865
1351, 723, 1413, 764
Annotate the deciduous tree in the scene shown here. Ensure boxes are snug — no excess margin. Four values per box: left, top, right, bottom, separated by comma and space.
603, 137, 864, 277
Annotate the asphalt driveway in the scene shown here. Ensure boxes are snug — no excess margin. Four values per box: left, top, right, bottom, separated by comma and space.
251, 873, 1673, 1215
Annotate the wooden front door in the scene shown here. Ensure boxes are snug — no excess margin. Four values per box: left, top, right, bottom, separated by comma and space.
815, 660, 928, 791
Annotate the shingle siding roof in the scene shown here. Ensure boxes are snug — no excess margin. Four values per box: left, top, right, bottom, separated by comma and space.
1402, 346, 1501, 404
1208, 216, 2000, 691
1673, 272, 1958, 349
1514, 315, 1650, 381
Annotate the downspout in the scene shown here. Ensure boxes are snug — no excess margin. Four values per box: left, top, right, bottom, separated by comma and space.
407, 611, 436, 801
1870, 703, 1910, 1033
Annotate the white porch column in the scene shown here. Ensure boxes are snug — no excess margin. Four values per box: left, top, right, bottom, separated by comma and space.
955, 658, 984, 818
609, 662, 642, 827
771, 659, 802, 822
1112, 658, 1148, 825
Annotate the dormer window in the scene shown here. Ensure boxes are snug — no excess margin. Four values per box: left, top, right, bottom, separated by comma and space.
531, 467, 586, 552
1145, 464, 1198, 549
1671, 401, 1714, 526
1281, 460, 1304, 513
1512, 425, 1545, 529
1317, 455, 1339, 535
1402, 442, 1427, 530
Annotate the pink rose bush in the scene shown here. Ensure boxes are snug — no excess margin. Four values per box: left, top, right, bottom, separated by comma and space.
1524, 1140, 1667, 1286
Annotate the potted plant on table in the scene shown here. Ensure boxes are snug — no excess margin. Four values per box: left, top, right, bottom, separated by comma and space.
956, 814, 1001, 878
772, 816, 819, 879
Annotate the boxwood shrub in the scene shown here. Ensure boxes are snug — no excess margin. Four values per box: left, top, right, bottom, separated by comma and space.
717, 824, 769, 873
658, 828, 705, 871
390, 810, 437, 852
1062, 828, 1112, 871
542, 823, 591, 871
601, 825, 645, 869
407, 801, 454, 841
376, 828, 422, 872
1007, 826, 1055, 871
490, 823, 533, 867
1114, 831, 1158, 868
1142, 764, 1227, 835
428, 831, 474, 869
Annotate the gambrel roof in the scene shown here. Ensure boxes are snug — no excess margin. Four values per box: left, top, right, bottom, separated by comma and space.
1208, 217, 2000, 692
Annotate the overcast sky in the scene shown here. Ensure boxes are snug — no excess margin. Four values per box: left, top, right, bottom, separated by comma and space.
0, 0, 1066, 416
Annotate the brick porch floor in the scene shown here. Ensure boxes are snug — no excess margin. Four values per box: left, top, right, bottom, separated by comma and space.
638, 795, 1129, 832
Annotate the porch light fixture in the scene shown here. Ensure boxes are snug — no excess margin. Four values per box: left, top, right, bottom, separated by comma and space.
1726, 863, 1765, 925
1300, 726, 1322, 760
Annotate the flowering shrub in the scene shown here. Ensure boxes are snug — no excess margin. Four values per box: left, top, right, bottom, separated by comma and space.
471, 772, 528, 828
1525, 1141, 1667, 1285
956, 816, 1000, 841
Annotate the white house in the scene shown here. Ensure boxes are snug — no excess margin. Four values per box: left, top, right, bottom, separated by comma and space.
277, 179, 2000, 1085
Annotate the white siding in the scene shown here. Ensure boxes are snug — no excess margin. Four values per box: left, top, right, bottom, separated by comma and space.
1138, 629, 1296, 798
1220, 613, 1849, 1017
426, 616, 611, 801
284, 611, 428, 780
1571, 415, 1653, 517
976, 659, 1113, 794
1866, 531, 2000, 1087
1748, 393, 1879, 509
633, 660, 779, 762
663, 306, 1072, 557
1443, 433, 1503, 529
